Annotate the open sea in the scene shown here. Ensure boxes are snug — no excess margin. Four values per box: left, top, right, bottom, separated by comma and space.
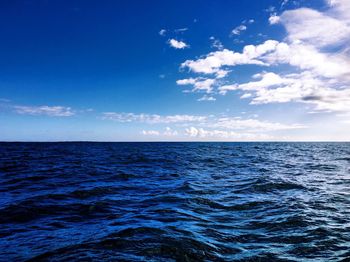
0, 142, 350, 261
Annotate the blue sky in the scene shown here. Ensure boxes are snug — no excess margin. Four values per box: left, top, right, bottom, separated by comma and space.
1, 0, 349, 141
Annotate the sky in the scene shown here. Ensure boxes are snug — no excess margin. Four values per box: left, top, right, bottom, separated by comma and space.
0, 0, 350, 141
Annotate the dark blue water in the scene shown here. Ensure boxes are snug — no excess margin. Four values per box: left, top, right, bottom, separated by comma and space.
0, 142, 350, 261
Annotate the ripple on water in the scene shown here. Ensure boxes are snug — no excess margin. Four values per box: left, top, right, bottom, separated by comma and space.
0, 142, 349, 261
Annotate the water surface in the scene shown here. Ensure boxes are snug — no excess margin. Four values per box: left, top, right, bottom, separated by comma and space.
0, 142, 349, 261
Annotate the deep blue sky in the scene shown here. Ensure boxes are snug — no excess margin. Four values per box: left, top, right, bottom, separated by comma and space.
1, 0, 349, 141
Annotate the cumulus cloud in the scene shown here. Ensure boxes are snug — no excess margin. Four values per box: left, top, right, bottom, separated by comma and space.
178, 0, 350, 113
169, 39, 188, 49
181, 40, 279, 75
14, 105, 74, 117
221, 71, 350, 112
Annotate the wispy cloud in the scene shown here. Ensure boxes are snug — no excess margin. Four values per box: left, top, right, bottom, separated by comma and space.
197, 95, 216, 102
209, 36, 224, 50
102, 112, 206, 124
103, 112, 305, 133
142, 127, 178, 137
14, 105, 75, 117
174, 27, 188, 33
231, 24, 247, 35
0, 98, 11, 103
159, 29, 166, 36
185, 127, 273, 140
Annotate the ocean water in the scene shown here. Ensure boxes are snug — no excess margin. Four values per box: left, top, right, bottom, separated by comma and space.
0, 142, 350, 261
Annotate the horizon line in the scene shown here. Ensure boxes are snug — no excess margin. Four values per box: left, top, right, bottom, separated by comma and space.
1, 140, 349, 143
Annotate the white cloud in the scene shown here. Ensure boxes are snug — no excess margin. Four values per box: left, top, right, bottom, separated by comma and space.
163, 127, 178, 136
179, 0, 350, 113
281, 0, 289, 8
327, 0, 350, 22
141, 127, 178, 137
269, 14, 280, 24
278, 8, 350, 48
176, 77, 216, 93
221, 71, 350, 112
231, 25, 247, 35
168, 39, 188, 49
103, 112, 304, 132
185, 127, 272, 140
197, 95, 216, 102
181, 40, 279, 75
209, 36, 224, 50
141, 130, 160, 136
159, 29, 166, 36
172, 1, 350, 117
14, 105, 74, 117
102, 112, 206, 124
210, 117, 305, 131
174, 28, 188, 33
240, 93, 252, 99
264, 42, 350, 78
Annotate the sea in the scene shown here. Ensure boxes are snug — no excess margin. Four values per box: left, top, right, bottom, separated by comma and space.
0, 142, 349, 261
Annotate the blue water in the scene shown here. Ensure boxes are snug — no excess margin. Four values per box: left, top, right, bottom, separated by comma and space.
0, 142, 350, 261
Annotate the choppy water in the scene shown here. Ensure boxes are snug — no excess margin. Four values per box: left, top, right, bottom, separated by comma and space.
0, 142, 350, 261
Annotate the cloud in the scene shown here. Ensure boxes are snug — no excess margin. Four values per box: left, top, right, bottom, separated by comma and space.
163, 127, 178, 136
174, 28, 188, 33
231, 25, 247, 35
221, 71, 350, 112
0, 98, 11, 103
302, 88, 350, 112
328, 0, 350, 22
142, 127, 178, 137
14, 105, 74, 117
141, 130, 160, 136
181, 40, 279, 75
185, 127, 272, 140
278, 8, 350, 48
103, 112, 304, 132
159, 29, 166, 36
264, 42, 350, 78
197, 95, 216, 102
280, 0, 289, 8
269, 14, 280, 24
168, 39, 188, 49
176, 77, 216, 93
178, 1, 350, 112
102, 112, 206, 124
211, 116, 305, 131
209, 36, 224, 50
